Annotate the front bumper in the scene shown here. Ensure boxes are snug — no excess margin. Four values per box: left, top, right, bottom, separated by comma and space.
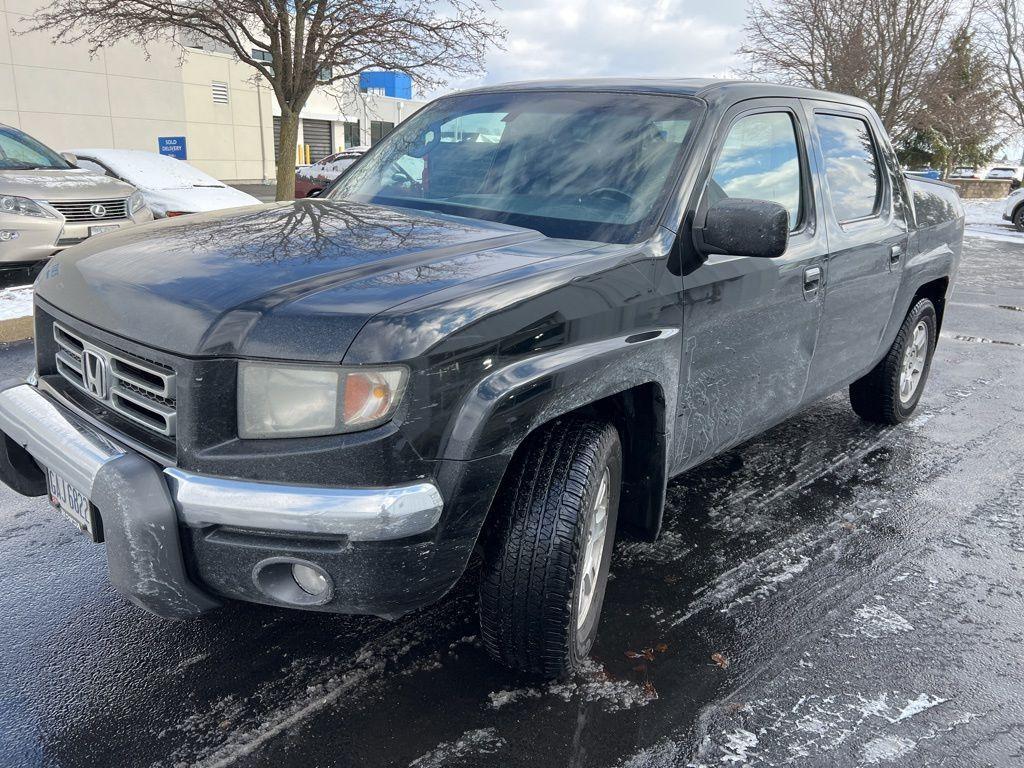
0, 381, 451, 619
0, 210, 153, 265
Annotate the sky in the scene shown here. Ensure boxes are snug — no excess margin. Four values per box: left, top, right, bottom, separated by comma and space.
430, 0, 751, 95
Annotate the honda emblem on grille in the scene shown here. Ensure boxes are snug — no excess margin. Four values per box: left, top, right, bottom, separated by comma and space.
82, 350, 109, 399
89, 203, 107, 219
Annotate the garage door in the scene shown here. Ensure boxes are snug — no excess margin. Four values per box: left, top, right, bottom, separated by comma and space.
302, 119, 333, 162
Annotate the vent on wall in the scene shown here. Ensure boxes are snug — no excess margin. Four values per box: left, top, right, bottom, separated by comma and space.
212, 81, 229, 104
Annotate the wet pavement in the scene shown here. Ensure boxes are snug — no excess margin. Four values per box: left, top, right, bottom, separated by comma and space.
1, 235, 1022, 767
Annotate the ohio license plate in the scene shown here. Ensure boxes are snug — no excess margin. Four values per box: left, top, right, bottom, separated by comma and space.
46, 467, 97, 539
89, 224, 120, 237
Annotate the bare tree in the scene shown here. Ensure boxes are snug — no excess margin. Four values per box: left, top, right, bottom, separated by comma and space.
979, 0, 1024, 158
23, 0, 505, 200
737, 0, 958, 141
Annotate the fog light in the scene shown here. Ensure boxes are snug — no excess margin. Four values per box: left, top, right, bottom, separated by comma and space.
292, 563, 329, 596
0, 231, 18, 241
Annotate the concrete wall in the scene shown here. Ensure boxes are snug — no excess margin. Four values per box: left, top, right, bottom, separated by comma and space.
0, 0, 424, 181
951, 179, 1014, 199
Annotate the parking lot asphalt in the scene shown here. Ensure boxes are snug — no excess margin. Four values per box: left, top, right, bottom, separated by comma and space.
0, 234, 1022, 768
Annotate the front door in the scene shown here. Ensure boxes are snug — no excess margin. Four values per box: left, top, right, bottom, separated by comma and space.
801, 103, 909, 399
673, 99, 828, 473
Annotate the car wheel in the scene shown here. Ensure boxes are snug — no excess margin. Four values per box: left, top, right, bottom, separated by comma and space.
1013, 205, 1024, 232
849, 298, 937, 424
479, 417, 621, 678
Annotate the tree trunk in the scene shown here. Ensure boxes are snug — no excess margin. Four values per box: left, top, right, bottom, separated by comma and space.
275, 110, 301, 202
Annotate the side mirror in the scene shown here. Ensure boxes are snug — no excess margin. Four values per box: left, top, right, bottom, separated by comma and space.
696, 198, 789, 258
60, 151, 78, 166
307, 188, 322, 198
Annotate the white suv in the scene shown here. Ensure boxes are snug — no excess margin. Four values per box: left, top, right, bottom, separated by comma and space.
1, 124, 153, 273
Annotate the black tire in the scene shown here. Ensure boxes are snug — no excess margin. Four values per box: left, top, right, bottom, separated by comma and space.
1013, 205, 1024, 232
479, 418, 622, 678
850, 298, 937, 424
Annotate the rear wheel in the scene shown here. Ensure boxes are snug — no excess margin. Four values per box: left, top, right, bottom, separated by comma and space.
479, 418, 621, 678
850, 298, 937, 424
1013, 205, 1024, 232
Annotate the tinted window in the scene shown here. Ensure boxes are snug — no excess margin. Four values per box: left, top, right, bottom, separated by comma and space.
816, 114, 881, 222
709, 112, 803, 230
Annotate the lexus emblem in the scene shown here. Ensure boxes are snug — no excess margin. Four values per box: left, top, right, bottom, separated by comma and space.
89, 203, 107, 219
82, 350, 108, 399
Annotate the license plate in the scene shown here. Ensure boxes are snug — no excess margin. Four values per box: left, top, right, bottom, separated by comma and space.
89, 224, 120, 237
47, 467, 97, 539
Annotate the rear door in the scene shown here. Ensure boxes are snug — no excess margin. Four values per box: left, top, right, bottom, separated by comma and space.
801, 102, 909, 400
673, 98, 829, 472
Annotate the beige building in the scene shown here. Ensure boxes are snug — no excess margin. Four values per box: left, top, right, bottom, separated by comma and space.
0, 0, 425, 182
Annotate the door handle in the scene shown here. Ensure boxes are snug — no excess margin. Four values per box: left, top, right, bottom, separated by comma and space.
803, 266, 822, 292
889, 245, 903, 266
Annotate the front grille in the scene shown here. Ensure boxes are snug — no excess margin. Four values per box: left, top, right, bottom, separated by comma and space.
48, 198, 129, 222
53, 323, 177, 437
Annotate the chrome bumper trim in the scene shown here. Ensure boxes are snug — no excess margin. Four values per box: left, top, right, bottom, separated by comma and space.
0, 383, 125, 495
165, 469, 444, 541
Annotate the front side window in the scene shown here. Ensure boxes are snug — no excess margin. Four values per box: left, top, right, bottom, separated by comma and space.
816, 113, 882, 222
0, 126, 71, 171
330, 91, 705, 243
707, 112, 803, 230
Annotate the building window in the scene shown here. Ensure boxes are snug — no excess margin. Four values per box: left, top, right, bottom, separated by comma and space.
370, 120, 395, 145
342, 121, 361, 148
317, 66, 333, 83
212, 81, 229, 104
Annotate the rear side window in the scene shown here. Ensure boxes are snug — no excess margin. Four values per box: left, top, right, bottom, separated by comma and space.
709, 112, 803, 230
816, 114, 882, 222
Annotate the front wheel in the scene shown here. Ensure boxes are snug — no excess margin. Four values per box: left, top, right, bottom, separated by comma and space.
850, 297, 937, 424
479, 418, 621, 678
1013, 206, 1024, 232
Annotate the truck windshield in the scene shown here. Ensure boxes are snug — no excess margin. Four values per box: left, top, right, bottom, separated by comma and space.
0, 126, 71, 171
329, 91, 704, 243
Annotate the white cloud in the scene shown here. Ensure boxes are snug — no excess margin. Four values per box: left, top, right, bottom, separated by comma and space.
429, 0, 749, 96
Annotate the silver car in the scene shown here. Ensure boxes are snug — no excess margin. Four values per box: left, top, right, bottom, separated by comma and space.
1, 124, 153, 271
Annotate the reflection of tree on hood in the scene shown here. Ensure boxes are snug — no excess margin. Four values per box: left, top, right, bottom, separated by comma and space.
143, 199, 495, 288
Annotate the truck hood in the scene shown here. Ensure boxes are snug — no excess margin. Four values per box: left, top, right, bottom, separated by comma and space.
0, 168, 136, 202
34, 199, 569, 361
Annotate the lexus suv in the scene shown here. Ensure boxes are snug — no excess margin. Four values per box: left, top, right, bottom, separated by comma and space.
1, 124, 152, 273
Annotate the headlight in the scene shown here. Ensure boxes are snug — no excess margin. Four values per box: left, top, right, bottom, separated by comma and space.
0, 195, 54, 218
238, 362, 407, 438
128, 190, 146, 214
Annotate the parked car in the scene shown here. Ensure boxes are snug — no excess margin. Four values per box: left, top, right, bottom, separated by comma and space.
0, 80, 963, 679
0, 124, 151, 273
69, 149, 260, 217
905, 167, 941, 180
948, 166, 988, 180
1002, 187, 1024, 230
294, 146, 367, 198
987, 165, 1023, 190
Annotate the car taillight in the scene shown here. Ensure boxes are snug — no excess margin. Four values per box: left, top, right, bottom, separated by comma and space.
165, 211, 189, 217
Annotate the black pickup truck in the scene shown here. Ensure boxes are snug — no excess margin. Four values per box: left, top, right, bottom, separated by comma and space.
0, 79, 962, 678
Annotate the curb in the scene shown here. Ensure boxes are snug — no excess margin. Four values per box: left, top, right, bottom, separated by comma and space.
0, 316, 33, 343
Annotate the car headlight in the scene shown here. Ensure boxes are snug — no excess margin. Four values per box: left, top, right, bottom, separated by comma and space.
0, 195, 55, 218
128, 190, 146, 214
238, 362, 407, 438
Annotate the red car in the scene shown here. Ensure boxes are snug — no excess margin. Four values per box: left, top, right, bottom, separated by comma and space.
293, 147, 367, 198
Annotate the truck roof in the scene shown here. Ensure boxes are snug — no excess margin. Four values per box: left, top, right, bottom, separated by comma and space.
458, 77, 872, 111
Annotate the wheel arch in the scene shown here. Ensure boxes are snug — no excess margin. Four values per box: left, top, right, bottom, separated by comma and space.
443, 331, 680, 551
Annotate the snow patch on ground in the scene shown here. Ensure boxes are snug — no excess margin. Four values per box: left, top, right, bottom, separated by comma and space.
488, 658, 656, 713
408, 727, 506, 767
861, 735, 917, 764
843, 601, 915, 639
0, 286, 32, 321
963, 198, 1023, 243
720, 729, 759, 763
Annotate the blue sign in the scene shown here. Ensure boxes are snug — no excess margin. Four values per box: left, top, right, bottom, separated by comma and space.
158, 136, 187, 159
